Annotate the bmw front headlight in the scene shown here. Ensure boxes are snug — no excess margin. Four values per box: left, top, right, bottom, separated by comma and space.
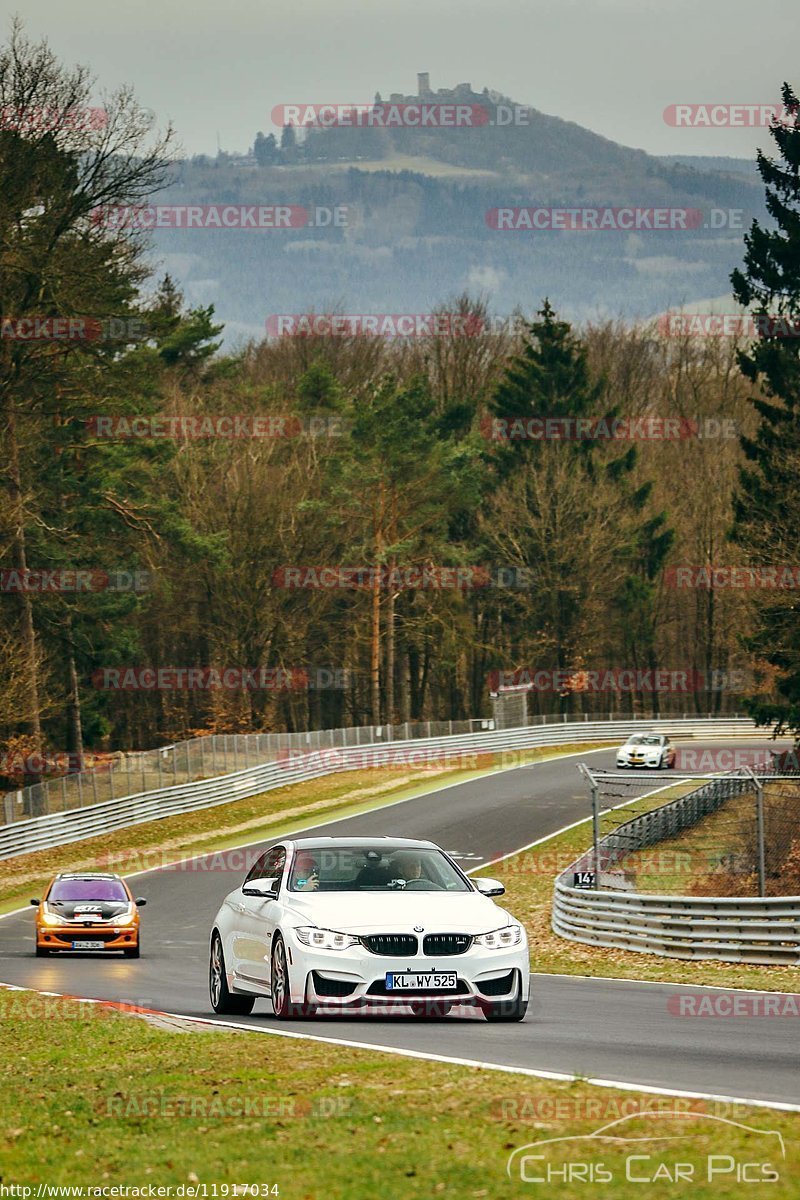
473, 925, 523, 949
294, 927, 361, 950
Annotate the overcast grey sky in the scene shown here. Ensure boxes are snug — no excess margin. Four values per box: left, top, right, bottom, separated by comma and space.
9, 0, 799, 159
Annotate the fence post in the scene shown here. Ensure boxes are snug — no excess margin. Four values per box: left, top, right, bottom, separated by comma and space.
755, 777, 766, 898
591, 779, 600, 889
742, 767, 766, 898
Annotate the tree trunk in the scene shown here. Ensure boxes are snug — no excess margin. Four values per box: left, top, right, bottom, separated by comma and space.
386, 568, 396, 726
64, 612, 85, 770
370, 557, 381, 725
5, 406, 43, 769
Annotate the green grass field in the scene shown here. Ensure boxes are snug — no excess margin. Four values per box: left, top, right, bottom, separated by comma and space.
1, 988, 797, 1197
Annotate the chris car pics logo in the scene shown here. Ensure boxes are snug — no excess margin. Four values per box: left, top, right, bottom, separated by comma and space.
506, 1111, 784, 1185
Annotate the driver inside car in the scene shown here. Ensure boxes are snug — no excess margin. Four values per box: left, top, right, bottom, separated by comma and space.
294, 851, 320, 891
388, 853, 423, 885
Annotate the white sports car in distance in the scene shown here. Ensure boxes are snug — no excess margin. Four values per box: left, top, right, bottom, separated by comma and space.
616, 733, 676, 770
209, 836, 529, 1022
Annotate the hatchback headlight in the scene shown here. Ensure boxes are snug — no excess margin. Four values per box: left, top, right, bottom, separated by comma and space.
294, 927, 361, 950
473, 925, 523, 949
41, 909, 63, 926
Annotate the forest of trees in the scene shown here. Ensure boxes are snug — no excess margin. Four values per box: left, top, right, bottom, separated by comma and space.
1, 26, 798, 787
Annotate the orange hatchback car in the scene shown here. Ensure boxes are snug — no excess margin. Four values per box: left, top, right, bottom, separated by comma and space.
31, 872, 146, 957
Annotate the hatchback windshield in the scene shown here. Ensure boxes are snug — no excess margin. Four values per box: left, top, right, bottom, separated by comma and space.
288, 845, 471, 893
48, 878, 129, 903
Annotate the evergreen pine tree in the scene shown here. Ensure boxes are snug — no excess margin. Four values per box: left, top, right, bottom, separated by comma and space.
730, 82, 800, 740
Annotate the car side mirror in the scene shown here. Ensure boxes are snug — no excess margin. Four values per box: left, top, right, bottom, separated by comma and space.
30, 898, 40, 906
474, 877, 505, 897
135, 897, 147, 906
243, 880, 278, 899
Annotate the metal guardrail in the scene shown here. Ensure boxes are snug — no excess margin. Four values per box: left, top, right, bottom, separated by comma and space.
1, 710, 750, 825
553, 770, 800, 965
0, 715, 765, 861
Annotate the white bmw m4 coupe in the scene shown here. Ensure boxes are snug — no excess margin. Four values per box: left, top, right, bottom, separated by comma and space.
209, 836, 529, 1021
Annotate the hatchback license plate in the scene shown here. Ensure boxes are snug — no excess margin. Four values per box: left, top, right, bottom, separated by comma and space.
72, 940, 105, 950
385, 972, 457, 992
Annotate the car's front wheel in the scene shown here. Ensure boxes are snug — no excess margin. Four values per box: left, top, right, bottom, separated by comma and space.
35, 944, 50, 957
123, 940, 140, 958
483, 984, 528, 1023
270, 935, 316, 1018
209, 932, 255, 1015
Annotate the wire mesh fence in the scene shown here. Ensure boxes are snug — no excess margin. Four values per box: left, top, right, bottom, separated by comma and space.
0, 719, 498, 824
576, 765, 800, 898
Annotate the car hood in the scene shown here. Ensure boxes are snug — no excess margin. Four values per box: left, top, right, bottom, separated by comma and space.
283, 890, 516, 933
44, 900, 130, 920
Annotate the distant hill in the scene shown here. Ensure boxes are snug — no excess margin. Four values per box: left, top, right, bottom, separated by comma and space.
656, 155, 760, 181
145, 79, 767, 345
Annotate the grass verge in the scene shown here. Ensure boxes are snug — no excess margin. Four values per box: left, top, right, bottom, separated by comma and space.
0, 743, 613, 916
1, 988, 798, 1196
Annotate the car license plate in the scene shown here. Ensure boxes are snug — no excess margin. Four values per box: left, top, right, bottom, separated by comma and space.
385, 972, 457, 992
72, 940, 105, 950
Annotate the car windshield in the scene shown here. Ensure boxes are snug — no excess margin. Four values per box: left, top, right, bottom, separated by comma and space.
628, 736, 661, 746
287, 845, 471, 893
48, 879, 128, 903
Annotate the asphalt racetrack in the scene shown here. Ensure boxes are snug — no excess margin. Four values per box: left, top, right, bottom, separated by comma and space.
2, 741, 798, 1108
